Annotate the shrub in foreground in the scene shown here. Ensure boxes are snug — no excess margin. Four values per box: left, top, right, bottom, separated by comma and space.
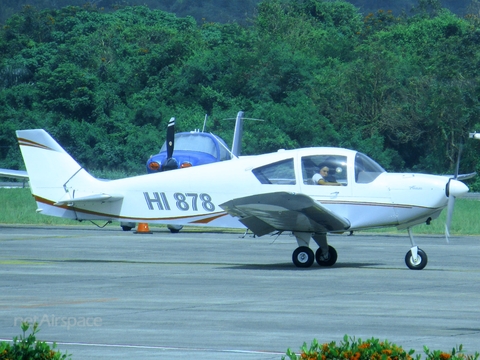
284, 335, 479, 360
0, 322, 71, 360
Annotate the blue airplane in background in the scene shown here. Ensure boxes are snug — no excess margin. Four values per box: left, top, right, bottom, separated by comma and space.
122, 111, 247, 232
145, 114, 238, 174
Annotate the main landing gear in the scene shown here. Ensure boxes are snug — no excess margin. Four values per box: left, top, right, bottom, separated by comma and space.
292, 228, 429, 270
292, 232, 338, 268
405, 228, 428, 270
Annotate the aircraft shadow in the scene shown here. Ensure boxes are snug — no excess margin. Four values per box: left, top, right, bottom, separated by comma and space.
220, 262, 384, 271
14, 258, 385, 270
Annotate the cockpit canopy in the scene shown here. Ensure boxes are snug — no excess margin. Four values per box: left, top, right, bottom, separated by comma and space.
251, 150, 386, 185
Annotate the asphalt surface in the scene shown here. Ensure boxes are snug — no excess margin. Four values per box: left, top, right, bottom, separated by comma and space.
1, 225, 480, 359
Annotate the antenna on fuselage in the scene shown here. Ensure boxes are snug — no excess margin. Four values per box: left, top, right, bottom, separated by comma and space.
202, 114, 208, 132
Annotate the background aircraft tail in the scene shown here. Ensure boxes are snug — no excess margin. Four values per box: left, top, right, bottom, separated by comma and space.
16, 129, 101, 217
231, 111, 244, 157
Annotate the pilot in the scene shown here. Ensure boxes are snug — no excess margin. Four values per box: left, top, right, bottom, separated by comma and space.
312, 165, 343, 186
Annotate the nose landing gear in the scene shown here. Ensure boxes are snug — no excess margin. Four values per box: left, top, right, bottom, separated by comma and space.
405, 247, 428, 270
405, 228, 428, 270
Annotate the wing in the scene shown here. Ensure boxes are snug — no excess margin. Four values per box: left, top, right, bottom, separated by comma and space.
220, 192, 350, 236
0, 168, 29, 180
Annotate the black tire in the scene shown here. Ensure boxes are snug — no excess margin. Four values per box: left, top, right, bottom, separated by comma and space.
168, 225, 183, 233
292, 247, 314, 268
405, 248, 428, 270
315, 246, 338, 267
121, 226, 132, 231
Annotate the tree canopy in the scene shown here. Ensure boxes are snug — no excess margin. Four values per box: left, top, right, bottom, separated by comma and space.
1, 0, 480, 189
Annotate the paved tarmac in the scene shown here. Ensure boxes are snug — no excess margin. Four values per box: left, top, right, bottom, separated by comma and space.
1, 225, 480, 359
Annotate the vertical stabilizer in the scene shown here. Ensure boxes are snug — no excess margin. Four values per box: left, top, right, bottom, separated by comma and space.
231, 111, 244, 157
16, 129, 100, 217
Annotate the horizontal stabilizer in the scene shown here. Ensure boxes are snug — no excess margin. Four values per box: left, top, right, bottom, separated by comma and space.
54, 193, 123, 206
220, 192, 350, 236
0, 168, 29, 180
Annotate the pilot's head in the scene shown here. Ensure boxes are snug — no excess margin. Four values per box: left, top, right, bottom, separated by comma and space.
319, 166, 329, 177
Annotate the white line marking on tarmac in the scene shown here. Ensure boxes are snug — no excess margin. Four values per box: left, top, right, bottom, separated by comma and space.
0, 339, 286, 355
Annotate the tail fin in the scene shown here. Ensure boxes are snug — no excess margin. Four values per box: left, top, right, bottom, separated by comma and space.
16, 129, 103, 218
231, 111, 244, 157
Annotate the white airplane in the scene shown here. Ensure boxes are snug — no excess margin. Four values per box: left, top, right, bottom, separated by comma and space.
9, 129, 474, 270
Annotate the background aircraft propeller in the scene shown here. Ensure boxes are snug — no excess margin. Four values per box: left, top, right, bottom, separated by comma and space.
162, 117, 178, 171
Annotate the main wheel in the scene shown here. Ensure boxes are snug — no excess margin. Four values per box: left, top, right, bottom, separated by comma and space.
405, 248, 428, 270
121, 222, 136, 231
167, 224, 183, 233
315, 246, 338, 266
292, 247, 314, 268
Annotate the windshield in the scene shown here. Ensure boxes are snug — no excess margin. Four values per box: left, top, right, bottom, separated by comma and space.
161, 133, 218, 158
355, 153, 385, 183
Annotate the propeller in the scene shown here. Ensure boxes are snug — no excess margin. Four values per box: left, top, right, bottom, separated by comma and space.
162, 117, 178, 171
444, 143, 468, 241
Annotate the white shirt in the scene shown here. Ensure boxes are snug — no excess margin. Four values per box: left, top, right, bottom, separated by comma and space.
312, 173, 324, 184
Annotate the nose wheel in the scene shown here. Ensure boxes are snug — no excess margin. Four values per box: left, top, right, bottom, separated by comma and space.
405, 247, 428, 270
405, 229, 428, 270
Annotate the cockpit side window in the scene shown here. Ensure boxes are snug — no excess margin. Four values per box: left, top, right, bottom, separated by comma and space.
252, 158, 296, 185
302, 155, 348, 185
355, 152, 385, 183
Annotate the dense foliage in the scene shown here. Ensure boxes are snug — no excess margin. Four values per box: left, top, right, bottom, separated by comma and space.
0, 0, 477, 25
284, 335, 479, 360
0, 322, 71, 360
1, 0, 480, 188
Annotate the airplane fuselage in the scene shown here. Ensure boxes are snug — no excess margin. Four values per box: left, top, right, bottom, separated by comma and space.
34, 147, 452, 232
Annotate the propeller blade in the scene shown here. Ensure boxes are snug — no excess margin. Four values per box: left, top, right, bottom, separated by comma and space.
444, 141, 467, 241
166, 117, 175, 160
445, 194, 455, 242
